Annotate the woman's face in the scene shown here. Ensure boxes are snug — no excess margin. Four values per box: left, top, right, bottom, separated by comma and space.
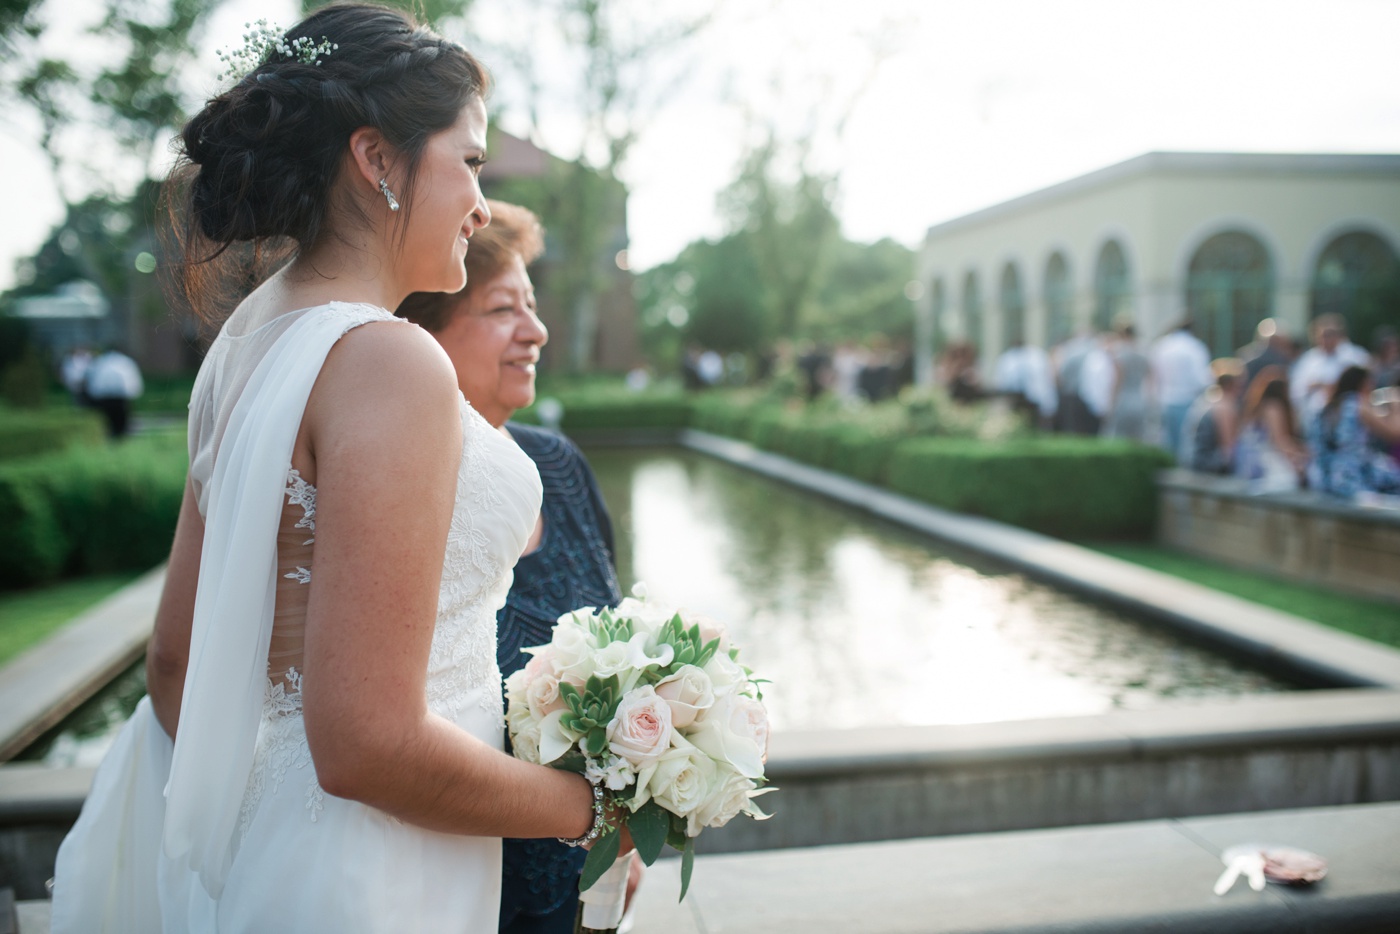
433, 255, 548, 427
398, 97, 491, 294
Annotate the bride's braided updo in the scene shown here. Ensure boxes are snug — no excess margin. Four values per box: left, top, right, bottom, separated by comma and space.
169, 2, 488, 320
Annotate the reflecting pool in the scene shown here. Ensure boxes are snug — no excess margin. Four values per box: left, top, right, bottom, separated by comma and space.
24, 445, 1297, 766
587, 447, 1293, 732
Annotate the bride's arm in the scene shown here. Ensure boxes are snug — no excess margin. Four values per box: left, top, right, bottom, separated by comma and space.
146, 478, 204, 739
298, 322, 594, 840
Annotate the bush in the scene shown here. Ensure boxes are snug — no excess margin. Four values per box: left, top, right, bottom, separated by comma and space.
519, 387, 692, 432
0, 432, 187, 588
0, 406, 105, 461
886, 437, 1173, 539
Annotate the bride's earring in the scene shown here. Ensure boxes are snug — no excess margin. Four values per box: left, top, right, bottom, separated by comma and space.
378, 178, 400, 212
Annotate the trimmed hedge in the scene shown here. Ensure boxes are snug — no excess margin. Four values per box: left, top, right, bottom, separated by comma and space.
516, 391, 692, 432
0, 432, 187, 588
887, 436, 1173, 539
0, 407, 105, 461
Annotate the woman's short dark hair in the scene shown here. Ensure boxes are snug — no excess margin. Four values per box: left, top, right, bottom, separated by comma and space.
168, 2, 489, 322
397, 200, 544, 333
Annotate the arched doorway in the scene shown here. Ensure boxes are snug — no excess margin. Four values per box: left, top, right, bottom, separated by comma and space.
1185, 230, 1273, 356
999, 262, 1025, 348
962, 270, 982, 348
1092, 240, 1131, 332
1044, 252, 1073, 345
1310, 230, 1400, 346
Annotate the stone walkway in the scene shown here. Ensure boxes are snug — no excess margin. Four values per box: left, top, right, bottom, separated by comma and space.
629, 802, 1400, 933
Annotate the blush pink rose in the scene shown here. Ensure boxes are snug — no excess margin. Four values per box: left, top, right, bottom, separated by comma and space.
607, 686, 674, 767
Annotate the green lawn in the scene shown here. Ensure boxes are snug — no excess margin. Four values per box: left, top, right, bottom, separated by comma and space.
1088, 543, 1400, 650
0, 573, 141, 667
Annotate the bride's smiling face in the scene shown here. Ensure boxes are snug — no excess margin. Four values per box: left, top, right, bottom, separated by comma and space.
397, 97, 491, 294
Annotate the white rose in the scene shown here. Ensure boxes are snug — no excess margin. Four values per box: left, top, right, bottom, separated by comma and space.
550, 619, 599, 681
688, 693, 768, 779
654, 665, 715, 729
687, 766, 754, 835
511, 724, 543, 764
524, 669, 567, 720
632, 736, 716, 820
607, 686, 674, 768
701, 649, 747, 696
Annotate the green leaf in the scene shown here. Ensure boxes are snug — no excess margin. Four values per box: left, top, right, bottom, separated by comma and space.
578, 824, 622, 893
678, 836, 696, 901
628, 802, 670, 866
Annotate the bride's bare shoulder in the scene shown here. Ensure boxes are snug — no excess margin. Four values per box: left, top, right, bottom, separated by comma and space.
313, 318, 461, 432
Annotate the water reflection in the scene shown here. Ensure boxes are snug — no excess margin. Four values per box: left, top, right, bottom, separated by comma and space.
588, 447, 1291, 732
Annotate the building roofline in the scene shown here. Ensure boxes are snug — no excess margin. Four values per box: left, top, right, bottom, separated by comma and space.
924, 151, 1400, 242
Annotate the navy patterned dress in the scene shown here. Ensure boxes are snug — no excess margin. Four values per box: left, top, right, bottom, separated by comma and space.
499, 424, 623, 933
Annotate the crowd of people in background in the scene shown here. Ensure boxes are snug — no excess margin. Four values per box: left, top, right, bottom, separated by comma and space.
951, 312, 1400, 502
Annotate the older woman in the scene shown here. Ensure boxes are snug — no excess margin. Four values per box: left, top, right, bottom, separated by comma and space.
398, 201, 626, 933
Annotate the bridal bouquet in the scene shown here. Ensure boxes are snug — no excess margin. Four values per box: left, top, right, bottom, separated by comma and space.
505, 587, 774, 905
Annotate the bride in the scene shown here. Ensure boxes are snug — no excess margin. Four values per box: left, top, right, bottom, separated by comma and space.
50, 5, 611, 931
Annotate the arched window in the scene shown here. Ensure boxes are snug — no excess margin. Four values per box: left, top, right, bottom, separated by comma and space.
1186, 230, 1273, 356
962, 270, 982, 347
1310, 231, 1400, 346
929, 277, 946, 350
1092, 240, 1130, 332
999, 262, 1025, 347
1044, 252, 1073, 345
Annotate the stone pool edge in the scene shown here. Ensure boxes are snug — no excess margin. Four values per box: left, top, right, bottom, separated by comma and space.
0, 566, 164, 763
676, 428, 1400, 690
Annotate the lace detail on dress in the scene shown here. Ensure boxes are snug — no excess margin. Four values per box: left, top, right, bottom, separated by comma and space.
286, 468, 317, 545
238, 668, 324, 836
425, 401, 507, 723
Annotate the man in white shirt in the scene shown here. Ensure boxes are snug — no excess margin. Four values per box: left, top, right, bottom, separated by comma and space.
993, 340, 1058, 426
84, 347, 144, 438
1290, 314, 1370, 432
1149, 320, 1213, 459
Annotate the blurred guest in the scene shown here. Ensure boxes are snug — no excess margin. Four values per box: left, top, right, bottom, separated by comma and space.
940, 341, 983, 404
1290, 313, 1369, 431
1101, 322, 1153, 442
1239, 318, 1297, 402
858, 337, 897, 402
1180, 360, 1243, 474
1051, 331, 1098, 434
698, 348, 724, 387
625, 365, 651, 392
797, 342, 832, 400
84, 346, 143, 438
1150, 319, 1212, 459
1079, 334, 1115, 434
993, 336, 1057, 426
1372, 327, 1400, 390
1235, 366, 1309, 492
680, 344, 705, 390
1310, 365, 1400, 498
60, 344, 93, 407
830, 340, 864, 402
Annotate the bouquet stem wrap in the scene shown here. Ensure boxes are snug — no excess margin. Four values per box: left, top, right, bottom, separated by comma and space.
577, 854, 630, 931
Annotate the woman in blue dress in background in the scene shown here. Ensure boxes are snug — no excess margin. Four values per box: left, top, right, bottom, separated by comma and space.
397, 200, 629, 932
1310, 365, 1400, 498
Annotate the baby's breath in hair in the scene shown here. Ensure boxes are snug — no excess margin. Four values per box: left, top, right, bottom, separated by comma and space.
215, 19, 339, 82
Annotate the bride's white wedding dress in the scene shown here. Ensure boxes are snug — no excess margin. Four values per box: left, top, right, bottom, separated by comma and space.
51, 302, 542, 932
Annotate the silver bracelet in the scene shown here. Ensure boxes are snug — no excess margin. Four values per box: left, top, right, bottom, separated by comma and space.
558, 779, 607, 847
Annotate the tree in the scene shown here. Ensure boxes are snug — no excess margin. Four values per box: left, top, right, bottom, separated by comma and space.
718, 134, 841, 339
465, 0, 711, 370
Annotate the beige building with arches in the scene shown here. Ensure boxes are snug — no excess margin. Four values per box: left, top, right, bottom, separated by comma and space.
914, 152, 1400, 374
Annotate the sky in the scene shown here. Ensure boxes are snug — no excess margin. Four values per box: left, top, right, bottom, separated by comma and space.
3, 0, 1399, 290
